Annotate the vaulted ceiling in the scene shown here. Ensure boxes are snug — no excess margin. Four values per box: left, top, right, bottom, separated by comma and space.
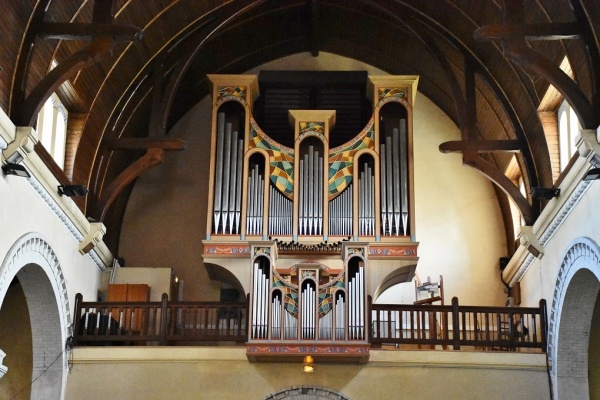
2, 0, 600, 253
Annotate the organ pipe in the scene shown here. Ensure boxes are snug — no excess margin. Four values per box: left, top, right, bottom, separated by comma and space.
269, 186, 292, 235
246, 164, 264, 235
212, 112, 244, 234
380, 119, 409, 236
329, 184, 352, 236
299, 146, 323, 236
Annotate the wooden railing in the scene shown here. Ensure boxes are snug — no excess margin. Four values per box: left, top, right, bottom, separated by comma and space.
72, 293, 248, 345
370, 297, 547, 352
73, 293, 547, 352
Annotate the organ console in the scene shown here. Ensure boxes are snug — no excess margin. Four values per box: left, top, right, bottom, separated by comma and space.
202, 73, 419, 363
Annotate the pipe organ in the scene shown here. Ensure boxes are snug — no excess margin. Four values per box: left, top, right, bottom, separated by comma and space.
206, 74, 417, 241
204, 74, 419, 362
249, 243, 367, 343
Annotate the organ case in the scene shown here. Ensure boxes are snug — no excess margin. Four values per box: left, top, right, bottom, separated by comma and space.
205, 74, 418, 241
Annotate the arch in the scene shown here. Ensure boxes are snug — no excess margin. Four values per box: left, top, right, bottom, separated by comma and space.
264, 386, 350, 400
0, 233, 71, 400
372, 264, 417, 302
548, 237, 600, 400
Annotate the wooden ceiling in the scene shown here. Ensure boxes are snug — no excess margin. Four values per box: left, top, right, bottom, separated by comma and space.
2, 0, 600, 254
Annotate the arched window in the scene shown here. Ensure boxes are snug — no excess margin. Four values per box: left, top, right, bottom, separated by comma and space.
558, 100, 579, 172
36, 93, 68, 169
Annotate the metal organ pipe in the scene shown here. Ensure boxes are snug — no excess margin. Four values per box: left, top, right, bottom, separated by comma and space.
212, 112, 244, 235
328, 184, 352, 236
380, 120, 409, 236
269, 186, 292, 236
299, 146, 323, 236
251, 261, 269, 339
246, 164, 264, 235
359, 163, 375, 236
213, 113, 225, 233
399, 119, 409, 235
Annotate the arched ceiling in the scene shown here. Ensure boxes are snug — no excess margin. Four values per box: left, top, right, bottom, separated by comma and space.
2, 0, 600, 253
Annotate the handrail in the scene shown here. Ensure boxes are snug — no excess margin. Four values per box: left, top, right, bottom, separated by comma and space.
73, 293, 547, 352
370, 297, 547, 352
73, 293, 249, 345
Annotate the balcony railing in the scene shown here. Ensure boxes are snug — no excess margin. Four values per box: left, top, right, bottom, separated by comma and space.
370, 298, 547, 351
72, 294, 546, 352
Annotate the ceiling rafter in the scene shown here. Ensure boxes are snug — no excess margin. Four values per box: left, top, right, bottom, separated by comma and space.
11, 0, 142, 127
475, 0, 598, 129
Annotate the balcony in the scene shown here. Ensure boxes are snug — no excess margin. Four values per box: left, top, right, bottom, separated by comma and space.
73, 293, 547, 363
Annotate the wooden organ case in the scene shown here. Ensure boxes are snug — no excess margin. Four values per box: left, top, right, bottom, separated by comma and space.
202, 73, 420, 363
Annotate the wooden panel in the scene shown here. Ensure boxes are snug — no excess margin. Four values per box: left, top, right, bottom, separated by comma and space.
107, 283, 128, 301
126, 284, 150, 302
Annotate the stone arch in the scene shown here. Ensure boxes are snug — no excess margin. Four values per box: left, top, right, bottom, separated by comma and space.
548, 237, 600, 400
0, 233, 71, 400
264, 386, 350, 400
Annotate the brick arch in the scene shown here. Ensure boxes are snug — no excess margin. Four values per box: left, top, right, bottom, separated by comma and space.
264, 386, 350, 400
0, 232, 71, 400
548, 237, 600, 400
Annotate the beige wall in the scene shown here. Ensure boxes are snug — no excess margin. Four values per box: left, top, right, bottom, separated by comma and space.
66, 347, 550, 400
0, 282, 32, 400
119, 53, 507, 306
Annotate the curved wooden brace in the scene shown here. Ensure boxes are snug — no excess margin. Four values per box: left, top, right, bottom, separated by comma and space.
463, 153, 535, 225
503, 42, 595, 129
19, 43, 109, 126
94, 148, 165, 221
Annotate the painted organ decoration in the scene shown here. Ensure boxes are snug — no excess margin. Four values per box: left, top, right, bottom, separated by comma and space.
206, 74, 418, 241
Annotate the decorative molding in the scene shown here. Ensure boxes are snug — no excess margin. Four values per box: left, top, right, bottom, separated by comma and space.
368, 245, 418, 258
26, 176, 106, 271
203, 244, 251, 257
0, 233, 71, 326
538, 181, 591, 247
264, 386, 350, 400
246, 343, 370, 363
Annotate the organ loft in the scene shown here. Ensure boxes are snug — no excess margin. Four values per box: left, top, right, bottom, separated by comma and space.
201, 72, 420, 362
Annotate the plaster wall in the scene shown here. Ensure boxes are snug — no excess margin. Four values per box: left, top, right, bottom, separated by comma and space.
519, 182, 600, 307
66, 347, 550, 400
0, 122, 103, 311
120, 52, 506, 307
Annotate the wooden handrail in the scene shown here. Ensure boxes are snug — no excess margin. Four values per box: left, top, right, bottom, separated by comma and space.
72, 293, 547, 352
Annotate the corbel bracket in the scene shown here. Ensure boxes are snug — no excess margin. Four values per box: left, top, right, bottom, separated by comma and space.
2, 127, 38, 164
518, 225, 543, 259
79, 222, 107, 255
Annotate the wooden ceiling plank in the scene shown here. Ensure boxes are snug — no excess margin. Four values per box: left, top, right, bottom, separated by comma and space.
439, 140, 521, 153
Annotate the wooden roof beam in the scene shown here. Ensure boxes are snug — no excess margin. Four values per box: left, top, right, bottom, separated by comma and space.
106, 138, 185, 151
476, 0, 596, 129
38, 22, 142, 42
93, 148, 165, 222
475, 22, 580, 41
439, 140, 521, 154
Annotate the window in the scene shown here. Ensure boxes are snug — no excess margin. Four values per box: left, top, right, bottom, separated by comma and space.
36, 93, 68, 169
558, 100, 579, 172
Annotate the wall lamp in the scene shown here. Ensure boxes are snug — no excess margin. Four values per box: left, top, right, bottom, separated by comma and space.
2, 162, 31, 178
303, 356, 314, 373
530, 187, 560, 201
583, 167, 600, 181
58, 184, 88, 197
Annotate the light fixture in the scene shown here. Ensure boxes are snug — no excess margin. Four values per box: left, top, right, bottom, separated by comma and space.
530, 187, 560, 200
303, 356, 314, 373
583, 167, 600, 181
58, 184, 88, 197
1, 162, 31, 178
